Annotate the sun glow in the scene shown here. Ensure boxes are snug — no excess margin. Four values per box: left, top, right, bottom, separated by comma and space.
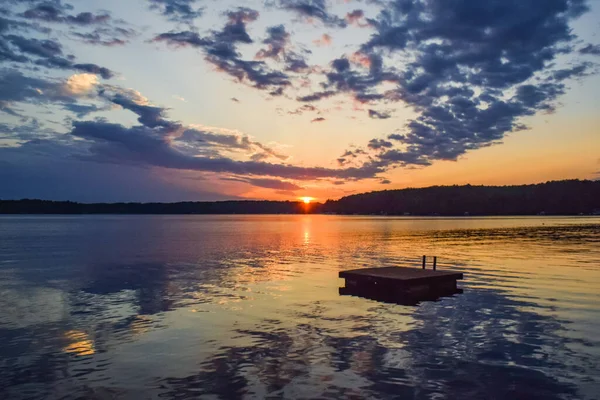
300, 197, 314, 204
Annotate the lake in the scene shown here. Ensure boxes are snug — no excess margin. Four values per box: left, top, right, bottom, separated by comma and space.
1, 215, 599, 399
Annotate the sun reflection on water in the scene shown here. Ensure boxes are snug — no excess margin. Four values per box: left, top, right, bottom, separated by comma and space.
62, 330, 95, 356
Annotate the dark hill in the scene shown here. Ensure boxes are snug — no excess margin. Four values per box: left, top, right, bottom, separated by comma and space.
321, 180, 600, 216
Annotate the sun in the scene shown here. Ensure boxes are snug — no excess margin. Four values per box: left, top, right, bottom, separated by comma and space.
300, 197, 314, 204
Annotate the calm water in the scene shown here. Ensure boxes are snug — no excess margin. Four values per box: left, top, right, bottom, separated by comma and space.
0, 215, 599, 400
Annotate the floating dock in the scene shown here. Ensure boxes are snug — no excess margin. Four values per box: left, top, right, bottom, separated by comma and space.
339, 264, 463, 305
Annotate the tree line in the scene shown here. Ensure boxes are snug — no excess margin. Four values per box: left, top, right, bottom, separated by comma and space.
1, 180, 598, 215
321, 180, 600, 216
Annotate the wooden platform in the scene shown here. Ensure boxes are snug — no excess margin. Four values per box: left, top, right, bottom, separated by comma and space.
339, 266, 463, 305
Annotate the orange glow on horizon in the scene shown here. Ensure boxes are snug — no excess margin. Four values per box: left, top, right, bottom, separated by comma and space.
300, 197, 314, 204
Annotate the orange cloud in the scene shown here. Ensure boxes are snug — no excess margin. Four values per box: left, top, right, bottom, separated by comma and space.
346, 10, 370, 27
350, 52, 371, 68
313, 34, 332, 47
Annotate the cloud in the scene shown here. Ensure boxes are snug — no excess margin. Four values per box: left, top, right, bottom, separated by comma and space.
297, 90, 337, 102
311, 117, 325, 122
4, 34, 63, 58
0, 32, 114, 79
153, 8, 292, 93
367, 138, 393, 150
222, 177, 304, 191
380, 179, 391, 184
21, 3, 110, 25
320, 0, 596, 171
64, 73, 99, 95
256, 24, 310, 72
0, 1, 125, 82
62, 102, 110, 118
148, 0, 203, 23
0, 118, 57, 141
579, 44, 600, 56
102, 90, 177, 129
67, 119, 384, 180
387, 133, 405, 141
346, 9, 369, 27
313, 33, 332, 46
231, 97, 239, 102
71, 27, 137, 47
304, 53, 400, 104
71, 63, 113, 79
278, 0, 347, 28
288, 104, 317, 115
368, 109, 390, 119
0, 69, 103, 117
0, 150, 232, 202
1, 86, 382, 181
256, 25, 289, 59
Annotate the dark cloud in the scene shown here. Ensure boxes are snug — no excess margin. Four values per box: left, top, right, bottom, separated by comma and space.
332, 0, 596, 171
222, 177, 303, 191
5, 34, 63, 60
21, 3, 110, 25
336, 147, 370, 166
311, 117, 325, 122
104, 91, 176, 129
71, 27, 137, 47
377, 149, 431, 166
62, 102, 109, 118
231, 97, 240, 102
148, 0, 203, 23
0, 118, 56, 141
67, 119, 383, 180
9, 87, 379, 181
380, 179, 391, 184
0, 68, 81, 108
288, 104, 318, 115
278, 0, 346, 28
154, 8, 292, 93
297, 90, 336, 102
579, 44, 600, 56
303, 53, 400, 104
367, 138, 393, 150
0, 20, 114, 78
552, 63, 592, 81
256, 25, 310, 73
368, 109, 390, 119
0, 68, 110, 122
387, 133, 405, 141
257, 25, 289, 59
0, 150, 231, 202
153, 30, 210, 47
72, 63, 113, 79
71, 32, 125, 47
346, 9, 369, 27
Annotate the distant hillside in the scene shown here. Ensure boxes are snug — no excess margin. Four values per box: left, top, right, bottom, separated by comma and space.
1, 180, 599, 215
321, 180, 600, 216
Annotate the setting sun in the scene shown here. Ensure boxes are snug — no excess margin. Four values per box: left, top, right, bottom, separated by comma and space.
300, 197, 314, 204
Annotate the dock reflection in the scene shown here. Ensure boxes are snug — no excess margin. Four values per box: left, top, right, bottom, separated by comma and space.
339, 286, 463, 306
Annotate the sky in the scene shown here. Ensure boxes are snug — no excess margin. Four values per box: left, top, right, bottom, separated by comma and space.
0, 0, 599, 202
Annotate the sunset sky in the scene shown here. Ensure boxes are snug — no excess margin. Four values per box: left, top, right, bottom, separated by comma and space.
1, 0, 599, 202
